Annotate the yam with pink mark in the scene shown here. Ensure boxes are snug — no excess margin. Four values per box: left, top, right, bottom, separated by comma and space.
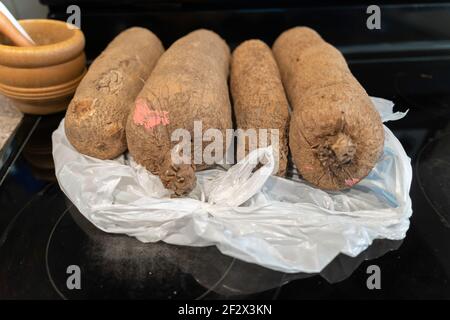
126, 29, 232, 196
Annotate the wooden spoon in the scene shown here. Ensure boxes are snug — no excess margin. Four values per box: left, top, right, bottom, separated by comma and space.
0, 4, 35, 47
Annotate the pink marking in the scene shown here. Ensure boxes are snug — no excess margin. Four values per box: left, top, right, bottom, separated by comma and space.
133, 98, 169, 130
304, 165, 314, 171
345, 178, 360, 187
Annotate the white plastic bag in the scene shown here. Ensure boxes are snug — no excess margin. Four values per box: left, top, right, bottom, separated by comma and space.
52, 97, 412, 273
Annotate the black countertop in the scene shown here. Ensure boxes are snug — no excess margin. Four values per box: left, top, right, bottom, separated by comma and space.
1, 54, 450, 299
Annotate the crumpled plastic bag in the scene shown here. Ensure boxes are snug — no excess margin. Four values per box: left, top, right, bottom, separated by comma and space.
52, 97, 412, 273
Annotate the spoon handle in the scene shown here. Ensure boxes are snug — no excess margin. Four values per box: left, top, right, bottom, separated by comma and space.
0, 11, 34, 46
0, 1, 35, 47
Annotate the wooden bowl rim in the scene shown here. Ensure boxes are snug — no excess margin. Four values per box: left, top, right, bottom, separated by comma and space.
0, 19, 85, 67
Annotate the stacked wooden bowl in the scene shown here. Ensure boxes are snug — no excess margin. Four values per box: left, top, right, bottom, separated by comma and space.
0, 19, 86, 115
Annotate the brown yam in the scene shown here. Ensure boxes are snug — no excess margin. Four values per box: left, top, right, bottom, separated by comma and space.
230, 39, 290, 176
65, 27, 164, 159
273, 27, 384, 190
126, 29, 232, 196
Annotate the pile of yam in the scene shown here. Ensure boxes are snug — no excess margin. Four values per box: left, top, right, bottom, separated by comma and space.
65, 26, 385, 195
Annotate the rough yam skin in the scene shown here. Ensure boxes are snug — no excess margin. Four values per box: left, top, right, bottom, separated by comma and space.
271, 27, 322, 109
230, 39, 290, 176
273, 27, 384, 190
65, 27, 164, 159
126, 29, 232, 196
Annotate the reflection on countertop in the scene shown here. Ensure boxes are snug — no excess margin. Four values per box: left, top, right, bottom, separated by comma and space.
41, 203, 402, 299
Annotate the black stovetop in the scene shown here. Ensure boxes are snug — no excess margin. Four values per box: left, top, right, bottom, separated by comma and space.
0, 55, 450, 299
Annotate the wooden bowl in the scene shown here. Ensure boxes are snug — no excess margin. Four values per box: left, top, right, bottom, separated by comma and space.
0, 70, 86, 97
0, 52, 86, 87
0, 19, 85, 115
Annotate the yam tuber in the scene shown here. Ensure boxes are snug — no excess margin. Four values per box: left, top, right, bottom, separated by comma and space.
230, 39, 290, 176
126, 29, 232, 196
273, 27, 384, 190
65, 27, 164, 159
